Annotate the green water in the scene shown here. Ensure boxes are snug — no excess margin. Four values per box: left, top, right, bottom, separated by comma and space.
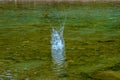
0, 2, 120, 80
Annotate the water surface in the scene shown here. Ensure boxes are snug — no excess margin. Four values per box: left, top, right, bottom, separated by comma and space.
0, 2, 120, 80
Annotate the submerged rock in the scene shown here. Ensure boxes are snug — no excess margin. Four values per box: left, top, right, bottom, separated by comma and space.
25, 77, 30, 80
0, 78, 3, 80
97, 40, 115, 43
59, 73, 69, 78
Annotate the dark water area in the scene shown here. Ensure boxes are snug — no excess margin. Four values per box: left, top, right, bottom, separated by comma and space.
0, 2, 120, 80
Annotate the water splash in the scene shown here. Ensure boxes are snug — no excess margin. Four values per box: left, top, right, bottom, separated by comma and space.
51, 25, 65, 65
51, 25, 66, 75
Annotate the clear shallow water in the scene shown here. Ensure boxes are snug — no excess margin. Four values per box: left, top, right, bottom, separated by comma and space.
0, 2, 120, 80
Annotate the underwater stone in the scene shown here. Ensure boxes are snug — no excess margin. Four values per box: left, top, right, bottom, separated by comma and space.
25, 77, 30, 80
59, 73, 69, 78
0, 78, 3, 80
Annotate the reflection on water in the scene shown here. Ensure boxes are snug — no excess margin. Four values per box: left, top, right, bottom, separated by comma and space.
51, 25, 67, 77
